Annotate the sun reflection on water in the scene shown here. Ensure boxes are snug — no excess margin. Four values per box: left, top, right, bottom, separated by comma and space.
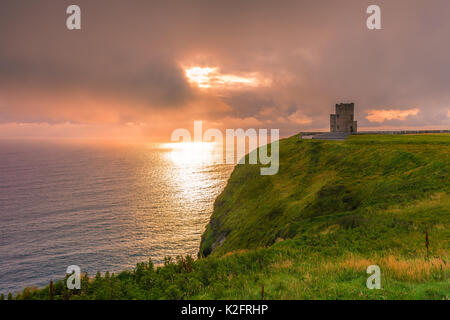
0, 141, 236, 293
163, 142, 224, 166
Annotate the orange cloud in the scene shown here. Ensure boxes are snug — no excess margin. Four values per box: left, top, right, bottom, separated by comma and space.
286, 110, 313, 125
0, 122, 149, 142
214, 116, 263, 128
256, 107, 312, 125
366, 108, 420, 123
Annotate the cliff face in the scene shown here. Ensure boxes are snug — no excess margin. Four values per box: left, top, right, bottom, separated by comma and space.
199, 134, 450, 257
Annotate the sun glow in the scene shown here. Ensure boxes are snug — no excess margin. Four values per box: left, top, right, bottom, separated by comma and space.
184, 66, 264, 89
185, 67, 218, 88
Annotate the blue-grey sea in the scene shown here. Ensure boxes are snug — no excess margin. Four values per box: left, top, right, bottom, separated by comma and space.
0, 140, 234, 295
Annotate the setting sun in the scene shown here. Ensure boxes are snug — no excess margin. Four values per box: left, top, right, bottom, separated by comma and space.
185, 67, 217, 88
184, 66, 263, 89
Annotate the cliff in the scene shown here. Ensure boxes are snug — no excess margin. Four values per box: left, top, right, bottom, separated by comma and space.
199, 134, 450, 257
10, 134, 450, 300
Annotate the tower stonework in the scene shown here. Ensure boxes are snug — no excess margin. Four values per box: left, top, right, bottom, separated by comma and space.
330, 103, 357, 133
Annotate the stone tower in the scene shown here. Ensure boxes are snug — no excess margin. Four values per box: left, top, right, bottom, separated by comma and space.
330, 103, 357, 133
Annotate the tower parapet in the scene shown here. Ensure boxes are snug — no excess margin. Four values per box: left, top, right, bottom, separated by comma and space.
330, 103, 357, 133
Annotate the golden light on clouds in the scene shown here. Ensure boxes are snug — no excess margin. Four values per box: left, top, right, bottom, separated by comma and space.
185, 67, 218, 88
287, 109, 313, 125
184, 66, 267, 89
366, 108, 420, 123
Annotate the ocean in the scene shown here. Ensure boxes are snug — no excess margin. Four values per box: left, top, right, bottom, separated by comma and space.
0, 140, 234, 295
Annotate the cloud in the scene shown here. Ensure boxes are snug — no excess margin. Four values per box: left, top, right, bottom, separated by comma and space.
184, 66, 269, 89
214, 116, 263, 128
1, 0, 450, 140
365, 108, 420, 123
286, 110, 313, 125
0, 122, 149, 141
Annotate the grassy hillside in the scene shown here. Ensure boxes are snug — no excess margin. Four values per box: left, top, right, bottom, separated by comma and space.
7, 134, 450, 300
200, 134, 450, 258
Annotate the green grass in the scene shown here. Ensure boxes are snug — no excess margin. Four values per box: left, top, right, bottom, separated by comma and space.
5, 134, 450, 300
200, 134, 450, 257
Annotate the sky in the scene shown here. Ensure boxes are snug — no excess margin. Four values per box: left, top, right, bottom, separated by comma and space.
0, 0, 449, 141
